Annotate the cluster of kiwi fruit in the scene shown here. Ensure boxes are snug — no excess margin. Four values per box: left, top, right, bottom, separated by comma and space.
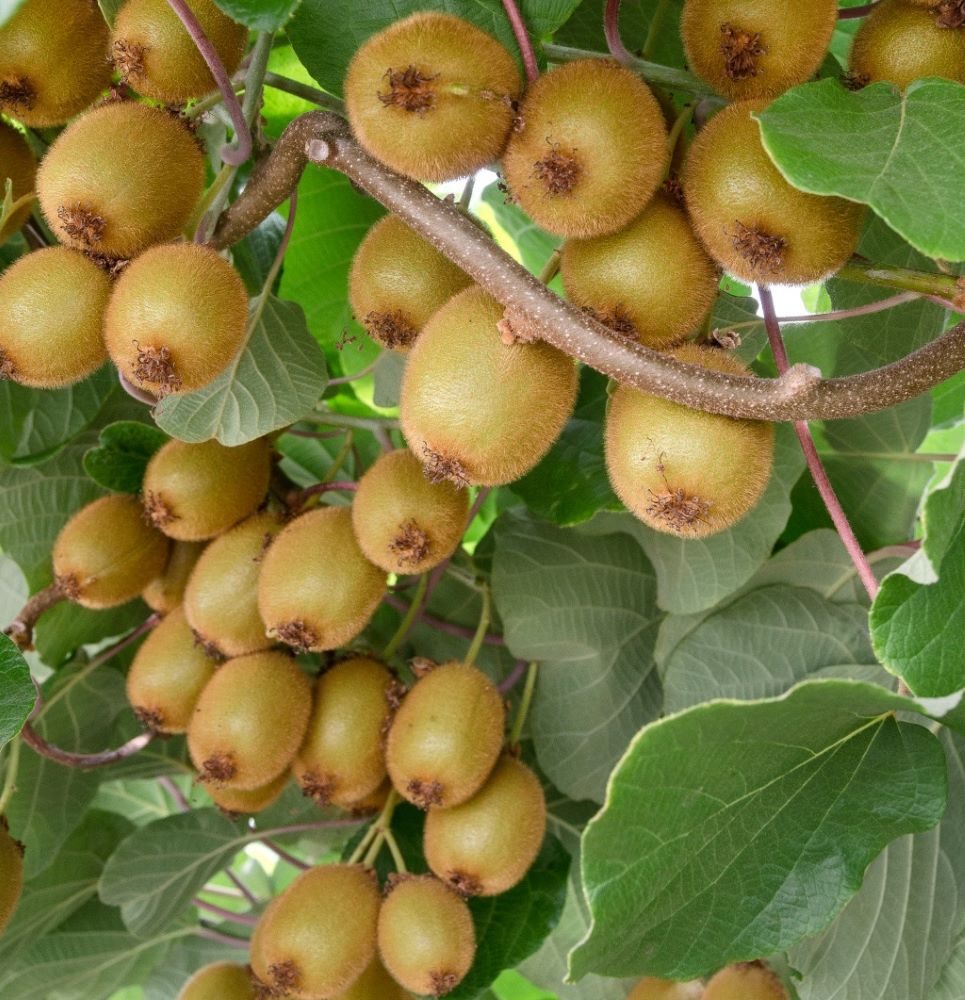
629, 963, 789, 999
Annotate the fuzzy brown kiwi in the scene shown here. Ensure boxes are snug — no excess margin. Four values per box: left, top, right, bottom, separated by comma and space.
605, 343, 774, 538
205, 770, 289, 817
704, 962, 789, 1000
333, 957, 415, 1000
629, 979, 705, 1000
400, 286, 578, 487
177, 962, 257, 1000
0, 120, 35, 244
345, 12, 521, 182
344, 778, 392, 815
0, 817, 24, 935
142, 540, 206, 615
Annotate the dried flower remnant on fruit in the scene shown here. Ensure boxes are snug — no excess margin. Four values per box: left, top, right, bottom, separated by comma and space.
56, 204, 105, 247
134, 706, 165, 732
111, 39, 146, 82
720, 22, 767, 80
300, 772, 335, 805
389, 521, 431, 566
0, 76, 33, 111
266, 959, 300, 995
431, 971, 459, 996
422, 445, 470, 488
935, 0, 965, 28
447, 871, 484, 897
532, 144, 581, 195
584, 306, 639, 340
192, 629, 225, 662
0, 350, 15, 381
143, 490, 178, 529
647, 487, 714, 534
379, 66, 439, 113
274, 619, 319, 653
408, 778, 445, 808
364, 309, 419, 349
200, 752, 237, 785
731, 221, 787, 275
133, 344, 183, 396
54, 574, 81, 601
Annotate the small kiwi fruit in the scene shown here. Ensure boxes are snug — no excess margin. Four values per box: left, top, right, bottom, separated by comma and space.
52, 494, 170, 609
386, 661, 505, 809
37, 102, 204, 259
704, 962, 789, 1000
257, 506, 387, 653
345, 12, 521, 182
561, 195, 719, 348
0, 246, 110, 388
250, 863, 380, 999
683, 100, 864, 285
187, 650, 311, 790
377, 874, 476, 997
104, 243, 249, 396
605, 343, 774, 538
400, 286, 578, 487
206, 770, 290, 818
502, 59, 668, 239
349, 214, 472, 351
0, 817, 24, 935
0, 120, 35, 244
177, 961, 257, 1000
112, 0, 248, 105
629, 979, 704, 1000
351, 449, 470, 574
142, 540, 206, 615
333, 957, 414, 1000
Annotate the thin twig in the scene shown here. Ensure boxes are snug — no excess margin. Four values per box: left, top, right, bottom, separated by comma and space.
263, 72, 345, 112
465, 582, 492, 667
287, 480, 358, 508
328, 358, 380, 385
838, 3, 878, 18
509, 662, 539, 745
159, 775, 191, 812
194, 898, 258, 926
604, 0, 634, 65
383, 595, 506, 646
501, 0, 539, 83
20, 726, 153, 770
262, 838, 310, 871
197, 925, 249, 948
499, 660, 529, 694
383, 574, 429, 660
226, 869, 259, 906
4, 582, 64, 650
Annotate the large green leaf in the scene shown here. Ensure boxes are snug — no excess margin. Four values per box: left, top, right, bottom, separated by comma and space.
143, 935, 245, 1000
212, 0, 302, 30
34, 600, 151, 670
82, 421, 168, 494
0, 632, 34, 750
932, 928, 965, 1000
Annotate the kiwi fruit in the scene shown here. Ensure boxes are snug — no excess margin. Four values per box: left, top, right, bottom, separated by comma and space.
629, 980, 704, 1000
683, 100, 864, 285
126, 605, 217, 734
251, 863, 380, 999
142, 540, 206, 615
187, 650, 311, 789
0, 246, 110, 388
206, 770, 290, 817
0, 817, 24, 935
112, 0, 248, 105
502, 59, 668, 239
704, 962, 789, 1000
104, 243, 249, 396
345, 12, 520, 182
349, 215, 472, 351
377, 874, 476, 997
53, 494, 170, 609
141, 438, 271, 542
183, 511, 281, 658
344, 778, 392, 815
561, 195, 719, 348
257, 506, 387, 653
386, 661, 505, 809
0, 120, 35, 244
400, 286, 578, 487
351, 449, 470, 574
177, 961, 257, 1000
605, 343, 774, 538
37, 102, 204, 259
424, 755, 546, 897
0, 0, 111, 126
333, 957, 414, 1000
682, 0, 838, 101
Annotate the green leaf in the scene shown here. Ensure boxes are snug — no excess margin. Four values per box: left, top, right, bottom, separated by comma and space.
93, 777, 188, 828
0, 632, 34, 750
0, 0, 26, 29
231, 210, 288, 295
480, 183, 558, 278
143, 935, 246, 1000
932, 927, 965, 999
34, 600, 150, 669
82, 421, 168, 494
212, 0, 302, 30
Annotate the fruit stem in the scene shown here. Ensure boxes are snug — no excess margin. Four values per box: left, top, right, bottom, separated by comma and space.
184, 79, 246, 120
538, 249, 561, 285
501, 0, 540, 83
604, 0, 635, 66
321, 429, 354, 484
226, 869, 261, 905
261, 838, 310, 871
328, 358, 381, 385
499, 659, 529, 693
287, 480, 358, 510
383, 829, 409, 874
665, 103, 695, 180
458, 175, 476, 211
263, 72, 345, 112
19, 724, 153, 770
465, 581, 492, 667
509, 662, 540, 746
838, 3, 879, 18
0, 736, 22, 814
158, 775, 191, 811
348, 787, 400, 865
3, 581, 65, 651
382, 573, 429, 660
191, 163, 235, 243
839, 261, 963, 309
642, 0, 672, 60
383, 595, 506, 647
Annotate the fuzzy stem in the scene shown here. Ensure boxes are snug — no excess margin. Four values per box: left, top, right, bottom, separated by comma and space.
604, 0, 635, 65
382, 573, 429, 660
4, 582, 64, 651
194, 898, 258, 926
0, 737, 22, 814
383, 828, 408, 874
465, 582, 492, 668
499, 660, 529, 694
538, 248, 562, 285
459, 174, 476, 210
509, 662, 539, 745
261, 839, 310, 871
840, 262, 964, 306
501, 0, 539, 83
263, 72, 345, 112
287, 480, 358, 509
839, 3, 878, 18
348, 788, 400, 865
19, 726, 153, 770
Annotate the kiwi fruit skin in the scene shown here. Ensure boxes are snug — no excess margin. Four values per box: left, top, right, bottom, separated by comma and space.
257, 506, 387, 653
176, 961, 257, 1000
206, 769, 290, 817
424, 755, 546, 897
142, 540, 206, 615
187, 650, 312, 790
683, 100, 864, 286
629, 979, 704, 1000
605, 343, 774, 539
53, 494, 170, 609
351, 449, 470, 575
343, 778, 392, 814
704, 962, 789, 1000
386, 661, 505, 809
561, 196, 719, 349
502, 59, 668, 239
105, 243, 249, 396
112, 0, 248, 105
400, 286, 578, 487
0, 120, 35, 244
345, 12, 520, 183
332, 957, 415, 1000
0, 818, 24, 935
0, 247, 110, 388
37, 102, 204, 259
377, 874, 476, 997
0, 0, 111, 126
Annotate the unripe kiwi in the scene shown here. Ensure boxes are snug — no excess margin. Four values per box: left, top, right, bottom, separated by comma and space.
0, 0, 110, 126
105, 243, 249, 396
561, 196, 719, 348
502, 59, 668, 239
605, 343, 774, 538
377, 874, 476, 997
257, 506, 387, 653
37, 102, 204, 259
141, 438, 271, 542
251, 864, 380, 999
177, 961, 257, 1000
0, 120, 35, 244
53, 494, 170, 609
142, 540, 206, 614
400, 286, 578, 487
629, 979, 704, 1000
187, 651, 311, 790
333, 957, 414, 1000
351, 449, 469, 574
0, 817, 24, 935
112, 0, 248, 105
386, 661, 505, 809
345, 12, 520, 182
0, 247, 110, 388
349, 215, 472, 351
206, 769, 290, 817
424, 755, 546, 897
683, 100, 864, 285
704, 962, 788, 1000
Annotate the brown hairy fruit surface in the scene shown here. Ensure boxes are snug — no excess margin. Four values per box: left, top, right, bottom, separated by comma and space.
683, 100, 864, 285
629, 979, 705, 1000
188, 651, 311, 790
605, 343, 774, 538
378, 875, 476, 997
0, 818, 23, 935
345, 12, 520, 182
344, 778, 392, 814
561, 196, 719, 349
502, 59, 668, 238
112, 0, 248, 104
332, 957, 415, 999
250, 864, 379, 998
0, 247, 110, 388
257, 506, 387, 653
386, 661, 505, 809
206, 770, 289, 817
53, 494, 169, 609
177, 961, 258, 1000
704, 962, 789, 1000
400, 286, 578, 487
37, 103, 204, 258
0, 120, 35, 243
424, 755, 546, 897
142, 540, 206, 615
